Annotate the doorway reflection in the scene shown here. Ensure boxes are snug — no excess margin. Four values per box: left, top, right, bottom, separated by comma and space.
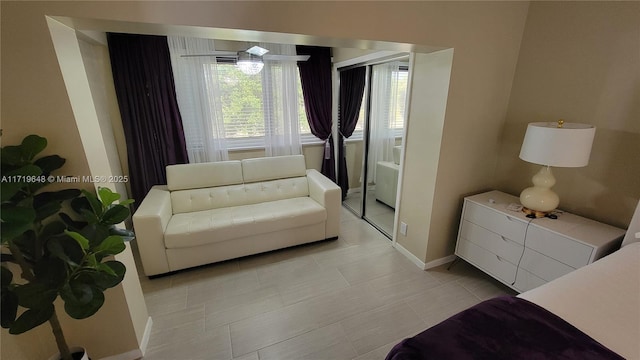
340, 57, 409, 238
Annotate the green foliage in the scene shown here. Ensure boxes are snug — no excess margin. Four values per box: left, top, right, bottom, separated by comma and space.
0, 135, 134, 358
216, 63, 312, 138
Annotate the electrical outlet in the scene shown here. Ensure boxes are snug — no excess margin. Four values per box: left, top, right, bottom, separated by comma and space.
400, 222, 408, 236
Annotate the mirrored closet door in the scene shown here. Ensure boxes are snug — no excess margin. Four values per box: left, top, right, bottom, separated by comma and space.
339, 56, 409, 238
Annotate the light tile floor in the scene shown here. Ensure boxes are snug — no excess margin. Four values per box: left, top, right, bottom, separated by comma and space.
137, 207, 515, 359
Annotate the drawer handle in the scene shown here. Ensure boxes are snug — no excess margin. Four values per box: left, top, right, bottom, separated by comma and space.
505, 216, 516, 222
500, 236, 509, 243
496, 255, 504, 262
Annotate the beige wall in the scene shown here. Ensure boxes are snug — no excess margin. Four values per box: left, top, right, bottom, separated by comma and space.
494, 1, 640, 229
2, 1, 531, 357
332, 47, 378, 63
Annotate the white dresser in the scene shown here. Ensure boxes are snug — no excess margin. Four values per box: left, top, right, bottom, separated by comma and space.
455, 190, 625, 293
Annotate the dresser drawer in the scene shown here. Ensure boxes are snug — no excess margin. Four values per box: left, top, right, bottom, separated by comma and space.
520, 248, 574, 282
463, 202, 527, 244
513, 268, 547, 293
459, 220, 523, 265
526, 226, 593, 268
456, 238, 517, 284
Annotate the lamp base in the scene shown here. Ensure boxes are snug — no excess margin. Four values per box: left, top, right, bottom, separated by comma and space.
522, 207, 550, 218
519, 166, 559, 213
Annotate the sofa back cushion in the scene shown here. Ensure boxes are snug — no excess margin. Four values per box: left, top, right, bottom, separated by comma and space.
170, 184, 249, 214
169, 156, 310, 214
166, 161, 243, 190
242, 155, 307, 183
244, 177, 309, 204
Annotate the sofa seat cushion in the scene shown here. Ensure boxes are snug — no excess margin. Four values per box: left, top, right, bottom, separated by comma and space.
164, 197, 326, 249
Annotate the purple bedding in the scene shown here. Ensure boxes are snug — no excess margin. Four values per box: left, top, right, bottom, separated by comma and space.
386, 296, 623, 360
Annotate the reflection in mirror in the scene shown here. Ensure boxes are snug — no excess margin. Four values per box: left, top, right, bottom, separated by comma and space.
339, 66, 368, 217
339, 58, 409, 238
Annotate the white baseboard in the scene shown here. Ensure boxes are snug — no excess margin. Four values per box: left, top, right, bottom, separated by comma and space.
140, 316, 153, 355
393, 242, 426, 269
424, 255, 457, 270
393, 242, 456, 271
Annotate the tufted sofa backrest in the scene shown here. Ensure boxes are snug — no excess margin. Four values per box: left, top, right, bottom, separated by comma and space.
167, 155, 309, 214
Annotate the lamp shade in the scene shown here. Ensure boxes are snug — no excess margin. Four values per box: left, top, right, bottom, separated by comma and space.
519, 122, 596, 167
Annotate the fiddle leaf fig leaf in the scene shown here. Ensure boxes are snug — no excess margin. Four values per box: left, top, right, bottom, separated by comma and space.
12, 231, 37, 263
1, 266, 13, 286
0, 165, 42, 202
34, 201, 61, 222
92, 261, 125, 289
97, 262, 117, 277
47, 235, 84, 266
1, 145, 24, 166
33, 258, 67, 288
9, 304, 54, 334
63, 283, 104, 319
0, 205, 35, 243
13, 282, 57, 309
58, 213, 88, 232
40, 221, 67, 240
33, 155, 65, 175
61, 281, 92, 305
21, 135, 47, 161
79, 208, 100, 225
119, 199, 135, 207
79, 223, 109, 249
70, 196, 91, 215
97, 187, 120, 208
102, 205, 130, 225
95, 235, 126, 256
64, 231, 90, 251
34, 189, 81, 209
1, 288, 18, 329
82, 190, 103, 218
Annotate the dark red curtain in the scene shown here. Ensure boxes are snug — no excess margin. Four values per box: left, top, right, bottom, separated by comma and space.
296, 46, 335, 182
338, 67, 367, 200
107, 33, 189, 206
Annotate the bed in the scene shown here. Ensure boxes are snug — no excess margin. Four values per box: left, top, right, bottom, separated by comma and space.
386, 241, 640, 359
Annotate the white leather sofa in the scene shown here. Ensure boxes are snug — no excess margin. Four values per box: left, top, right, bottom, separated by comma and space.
133, 155, 341, 276
375, 146, 402, 208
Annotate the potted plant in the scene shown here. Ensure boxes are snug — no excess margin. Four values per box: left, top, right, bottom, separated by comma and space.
1, 135, 134, 360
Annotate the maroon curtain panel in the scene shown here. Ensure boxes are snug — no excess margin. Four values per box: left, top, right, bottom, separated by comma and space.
338, 67, 367, 200
107, 33, 189, 206
296, 46, 336, 182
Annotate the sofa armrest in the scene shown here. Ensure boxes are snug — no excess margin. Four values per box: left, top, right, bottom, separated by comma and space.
306, 169, 341, 238
132, 185, 172, 276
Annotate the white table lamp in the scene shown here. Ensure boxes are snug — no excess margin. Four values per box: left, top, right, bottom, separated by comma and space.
519, 120, 596, 217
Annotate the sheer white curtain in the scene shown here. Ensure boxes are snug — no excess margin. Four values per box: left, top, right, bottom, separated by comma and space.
368, 61, 400, 183
168, 36, 229, 163
261, 43, 302, 156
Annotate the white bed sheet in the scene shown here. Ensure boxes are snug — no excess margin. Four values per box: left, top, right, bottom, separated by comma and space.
519, 242, 640, 359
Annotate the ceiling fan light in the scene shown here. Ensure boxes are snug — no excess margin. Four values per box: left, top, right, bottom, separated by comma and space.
237, 60, 263, 75
236, 51, 264, 75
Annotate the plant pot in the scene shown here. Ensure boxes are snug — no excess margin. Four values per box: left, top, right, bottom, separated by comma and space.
48, 347, 89, 360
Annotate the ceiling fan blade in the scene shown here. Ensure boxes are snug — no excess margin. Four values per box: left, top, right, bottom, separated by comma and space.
263, 54, 310, 61
180, 51, 237, 58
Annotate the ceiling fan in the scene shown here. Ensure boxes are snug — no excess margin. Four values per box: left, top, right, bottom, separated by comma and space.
181, 45, 310, 75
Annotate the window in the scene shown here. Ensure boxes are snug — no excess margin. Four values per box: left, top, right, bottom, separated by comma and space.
213, 63, 317, 149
